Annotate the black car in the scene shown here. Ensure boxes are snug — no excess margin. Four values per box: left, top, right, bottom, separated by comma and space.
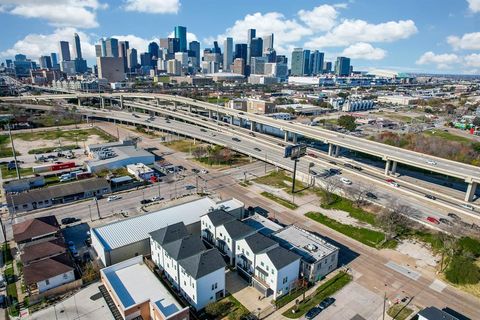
329, 161, 337, 165
254, 147, 261, 152
200, 129, 207, 132
191, 168, 200, 173
319, 297, 335, 310
448, 213, 461, 220
305, 307, 321, 319
140, 199, 153, 205
439, 218, 453, 226
425, 194, 436, 200
329, 168, 341, 175
249, 132, 256, 137
366, 192, 378, 200
61, 217, 78, 225
232, 137, 241, 142
353, 166, 362, 171
343, 163, 354, 169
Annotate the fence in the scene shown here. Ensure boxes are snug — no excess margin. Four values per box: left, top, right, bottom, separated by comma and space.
29, 279, 83, 304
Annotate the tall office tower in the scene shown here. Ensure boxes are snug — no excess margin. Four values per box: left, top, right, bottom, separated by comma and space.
276, 55, 288, 64
50, 53, 59, 69
72, 33, 82, 59
250, 57, 267, 74
249, 37, 263, 60
310, 50, 324, 75
247, 28, 256, 64
263, 33, 274, 53
160, 38, 180, 59
95, 45, 103, 57
212, 41, 221, 54
232, 58, 245, 75
101, 38, 107, 57
263, 48, 276, 63
127, 48, 138, 72
119, 41, 130, 72
335, 56, 351, 76
175, 52, 189, 67
234, 43, 248, 62
302, 49, 311, 75
105, 38, 119, 57
188, 41, 200, 67
290, 48, 304, 76
97, 57, 125, 82
59, 41, 71, 62
223, 37, 233, 71
323, 61, 332, 73
174, 26, 187, 52
140, 53, 152, 68
39, 56, 52, 69
167, 59, 182, 75
148, 42, 159, 59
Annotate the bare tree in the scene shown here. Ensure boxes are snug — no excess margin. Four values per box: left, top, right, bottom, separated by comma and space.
376, 204, 412, 240
321, 178, 342, 205
345, 184, 373, 207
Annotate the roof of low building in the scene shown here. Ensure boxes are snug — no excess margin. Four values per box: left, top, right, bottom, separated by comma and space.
204, 209, 236, 227
417, 307, 459, 320
178, 248, 226, 280
244, 233, 278, 254
12, 216, 60, 243
222, 220, 256, 240
21, 238, 66, 265
23, 253, 74, 285
265, 246, 301, 270
7, 178, 110, 207
149, 222, 188, 246
162, 235, 206, 261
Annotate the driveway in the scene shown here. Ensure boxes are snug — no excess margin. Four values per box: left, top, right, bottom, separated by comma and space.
25, 282, 114, 320
226, 270, 273, 315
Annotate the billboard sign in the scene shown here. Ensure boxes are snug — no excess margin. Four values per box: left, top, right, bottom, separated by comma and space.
283, 144, 307, 159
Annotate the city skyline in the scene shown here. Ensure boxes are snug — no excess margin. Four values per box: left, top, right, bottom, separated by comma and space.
0, 0, 479, 74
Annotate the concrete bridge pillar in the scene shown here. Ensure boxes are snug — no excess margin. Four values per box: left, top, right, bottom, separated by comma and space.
385, 160, 391, 176
100, 97, 105, 108
208, 110, 212, 119
188, 105, 192, 113
173, 102, 177, 110
230, 116, 234, 125
77, 97, 81, 108
156, 99, 160, 107
334, 145, 340, 157
465, 182, 477, 202
250, 121, 256, 131
284, 131, 288, 142
328, 143, 334, 156
292, 133, 298, 144
390, 161, 397, 175
119, 95, 124, 109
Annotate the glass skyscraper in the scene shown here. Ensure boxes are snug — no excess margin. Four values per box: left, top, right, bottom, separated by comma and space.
174, 26, 187, 52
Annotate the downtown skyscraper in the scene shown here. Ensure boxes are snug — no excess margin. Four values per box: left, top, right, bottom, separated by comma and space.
174, 26, 187, 52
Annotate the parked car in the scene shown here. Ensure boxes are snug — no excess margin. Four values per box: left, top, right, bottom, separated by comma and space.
366, 192, 378, 200
340, 177, 352, 185
319, 297, 335, 310
61, 217, 78, 225
200, 169, 209, 174
185, 185, 196, 190
107, 195, 121, 202
191, 168, 200, 173
425, 194, 437, 200
427, 216, 440, 224
305, 307, 321, 319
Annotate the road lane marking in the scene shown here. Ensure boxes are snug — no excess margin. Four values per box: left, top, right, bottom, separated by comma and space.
385, 261, 421, 281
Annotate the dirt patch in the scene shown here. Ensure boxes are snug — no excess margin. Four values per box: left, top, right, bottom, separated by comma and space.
396, 239, 439, 268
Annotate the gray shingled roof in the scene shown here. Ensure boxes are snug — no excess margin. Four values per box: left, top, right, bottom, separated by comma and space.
179, 248, 226, 279
149, 222, 188, 246
223, 220, 255, 240
205, 209, 236, 227
265, 246, 300, 269
163, 235, 206, 260
417, 307, 459, 320
244, 233, 278, 254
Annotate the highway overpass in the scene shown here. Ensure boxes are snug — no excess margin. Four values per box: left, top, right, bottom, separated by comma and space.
1, 92, 479, 202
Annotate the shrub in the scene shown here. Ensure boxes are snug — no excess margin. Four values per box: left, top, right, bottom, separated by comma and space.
445, 255, 480, 285
457, 237, 480, 257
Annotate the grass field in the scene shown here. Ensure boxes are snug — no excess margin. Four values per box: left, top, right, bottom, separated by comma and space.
283, 272, 352, 318
261, 191, 298, 210
28, 144, 78, 154
13, 127, 116, 142
164, 139, 197, 153
254, 170, 308, 195
1, 164, 33, 179
387, 304, 414, 320
305, 212, 396, 249
423, 130, 472, 144
0, 135, 14, 157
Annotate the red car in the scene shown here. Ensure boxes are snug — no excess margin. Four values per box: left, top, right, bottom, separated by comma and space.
307, 152, 318, 158
427, 216, 440, 225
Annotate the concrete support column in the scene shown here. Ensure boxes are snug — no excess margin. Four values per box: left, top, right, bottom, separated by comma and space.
230, 116, 234, 125
250, 121, 256, 131
391, 161, 397, 175
156, 99, 160, 107
328, 143, 334, 156
284, 131, 288, 142
385, 160, 391, 176
77, 97, 81, 108
334, 145, 340, 157
188, 105, 192, 113
119, 95, 124, 109
101, 97, 105, 108
465, 182, 478, 202
208, 110, 212, 119
173, 102, 177, 110
292, 133, 298, 144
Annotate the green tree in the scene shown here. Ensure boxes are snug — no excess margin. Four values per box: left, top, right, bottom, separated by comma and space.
338, 115, 357, 131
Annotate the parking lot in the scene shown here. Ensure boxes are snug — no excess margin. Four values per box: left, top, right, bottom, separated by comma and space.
62, 222, 92, 263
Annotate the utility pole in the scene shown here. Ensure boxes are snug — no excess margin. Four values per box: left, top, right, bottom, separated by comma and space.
94, 197, 101, 219
7, 124, 20, 180
382, 291, 387, 320
158, 180, 162, 197
88, 205, 92, 221
291, 159, 298, 194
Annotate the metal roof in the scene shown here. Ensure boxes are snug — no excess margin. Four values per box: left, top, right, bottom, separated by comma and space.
92, 197, 243, 250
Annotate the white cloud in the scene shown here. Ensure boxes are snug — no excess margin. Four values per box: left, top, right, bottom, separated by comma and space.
416, 51, 460, 70
298, 4, 340, 31
467, 0, 480, 13
341, 42, 387, 60
305, 19, 417, 48
167, 32, 198, 43
205, 12, 312, 55
0, 27, 96, 60
0, 0, 106, 28
123, 0, 180, 14
465, 54, 480, 67
447, 32, 480, 50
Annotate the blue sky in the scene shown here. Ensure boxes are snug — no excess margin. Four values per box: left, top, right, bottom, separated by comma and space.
0, 0, 479, 73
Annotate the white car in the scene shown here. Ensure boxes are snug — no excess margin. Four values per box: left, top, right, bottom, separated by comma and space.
426, 160, 437, 165
340, 177, 352, 185
201, 169, 209, 174
460, 204, 474, 211
107, 195, 121, 202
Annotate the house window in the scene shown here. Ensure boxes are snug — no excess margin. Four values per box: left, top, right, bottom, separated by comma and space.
266, 266, 269, 271
246, 252, 249, 256
45, 279, 50, 285
192, 282, 194, 288
282, 277, 288, 284
238, 245, 240, 250
63, 273, 69, 279
260, 262, 264, 267
271, 270, 275, 275
215, 283, 218, 289
220, 233, 222, 237
193, 294, 195, 300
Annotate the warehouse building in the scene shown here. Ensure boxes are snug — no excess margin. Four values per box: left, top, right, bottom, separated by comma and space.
91, 197, 244, 266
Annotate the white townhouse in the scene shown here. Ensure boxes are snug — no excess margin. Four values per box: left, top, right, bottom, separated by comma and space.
235, 233, 278, 277
215, 220, 256, 265
200, 209, 236, 245
178, 248, 226, 310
